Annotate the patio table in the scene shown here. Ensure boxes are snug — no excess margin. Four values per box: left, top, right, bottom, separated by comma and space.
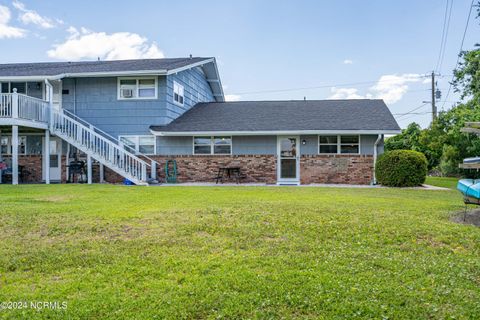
216, 166, 242, 184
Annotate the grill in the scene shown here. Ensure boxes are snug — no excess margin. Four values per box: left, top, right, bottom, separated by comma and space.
68, 160, 86, 183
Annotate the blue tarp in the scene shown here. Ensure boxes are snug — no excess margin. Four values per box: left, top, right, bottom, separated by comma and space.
463, 157, 480, 164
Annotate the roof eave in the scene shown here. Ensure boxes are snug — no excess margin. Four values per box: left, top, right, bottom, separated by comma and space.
150, 129, 402, 136
0, 69, 172, 81
166, 57, 225, 102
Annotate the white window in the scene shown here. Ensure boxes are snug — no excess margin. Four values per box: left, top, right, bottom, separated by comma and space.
119, 135, 156, 155
1, 136, 27, 155
118, 77, 157, 100
319, 135, 360, 154
173, 81, 184, 105
193, 136, 232, 155
0, 82, 27, 94
319, 135, 338, 154
340, 135, 360, 154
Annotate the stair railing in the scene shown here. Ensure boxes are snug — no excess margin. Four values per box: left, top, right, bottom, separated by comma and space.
61, 109, 158, 180
51, 110, 149, 184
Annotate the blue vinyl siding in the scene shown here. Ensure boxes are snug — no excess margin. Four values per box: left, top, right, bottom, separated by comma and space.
156, 135, 276, 156
156, 135, 382, 156
61, 77, 167, 138
232, 136, 276, 155
166, 67, 215, 123
60, 67, 215, 138
157, 136, 192, 155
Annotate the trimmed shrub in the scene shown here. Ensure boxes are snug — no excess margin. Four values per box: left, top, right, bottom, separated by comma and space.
376, 150, 428, 187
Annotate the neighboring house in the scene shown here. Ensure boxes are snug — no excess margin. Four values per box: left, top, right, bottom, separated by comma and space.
0, 57, 400, 185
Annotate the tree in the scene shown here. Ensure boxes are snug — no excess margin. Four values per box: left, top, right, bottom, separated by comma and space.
386, 5, 480, 176
385, 123, 422, 151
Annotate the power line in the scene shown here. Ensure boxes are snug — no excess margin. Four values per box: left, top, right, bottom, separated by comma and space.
435, 0, 454, 73
398, 112, 433, 122
231, 75, 429, 96
393, 103, 429, 119
440, 0, 476, 111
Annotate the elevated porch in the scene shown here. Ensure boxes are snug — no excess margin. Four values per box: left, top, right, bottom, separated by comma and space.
0, 88, 155, 185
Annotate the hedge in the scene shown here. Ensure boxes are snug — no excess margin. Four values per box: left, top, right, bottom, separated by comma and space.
375, 150, 428, 187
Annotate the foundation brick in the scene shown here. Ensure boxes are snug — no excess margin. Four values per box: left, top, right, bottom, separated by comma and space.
300, 154, 374, 185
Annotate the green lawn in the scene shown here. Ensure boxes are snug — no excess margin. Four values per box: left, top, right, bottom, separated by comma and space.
425, 176, 460, 190
0, 184, 479, 319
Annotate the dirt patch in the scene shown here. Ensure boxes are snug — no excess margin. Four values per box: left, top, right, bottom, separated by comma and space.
452, 208, 480, 227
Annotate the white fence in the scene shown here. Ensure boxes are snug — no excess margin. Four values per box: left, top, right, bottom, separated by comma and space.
0, 92, 49, 122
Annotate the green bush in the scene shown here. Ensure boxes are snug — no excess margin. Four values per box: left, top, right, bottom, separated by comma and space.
376, 150, 428, 187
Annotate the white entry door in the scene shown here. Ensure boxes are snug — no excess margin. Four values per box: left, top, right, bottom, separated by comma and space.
277, 136, 300, 185
51, 80, 62, 111
42, 137, 62, 182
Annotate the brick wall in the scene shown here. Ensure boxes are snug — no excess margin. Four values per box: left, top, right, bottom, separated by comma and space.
101, 154, 373, 185
2, 154, 373, 185
1, 155, 43, 183
300, 155, 374, 185
149, 155, 277, 184
2, 155, 70, 183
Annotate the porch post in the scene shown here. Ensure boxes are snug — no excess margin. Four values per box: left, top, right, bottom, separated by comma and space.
44, 129, 50, 184
65, 143, 70, 182
0, 129, 2, 184
99, 163, 104, 183
87, 155, 92, 184
11, 125, 18, 185
151, 160, 157, 180
12, 89, 18, 118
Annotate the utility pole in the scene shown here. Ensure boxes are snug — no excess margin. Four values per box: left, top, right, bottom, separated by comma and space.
431, 71, 437, 122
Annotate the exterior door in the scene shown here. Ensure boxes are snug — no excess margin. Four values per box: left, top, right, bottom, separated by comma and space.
42, 137, 62, 182
52, 81, 62, 110
277, 136, 300, 184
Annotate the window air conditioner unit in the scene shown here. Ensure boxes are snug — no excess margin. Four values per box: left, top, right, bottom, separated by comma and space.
122, 89, 133, 98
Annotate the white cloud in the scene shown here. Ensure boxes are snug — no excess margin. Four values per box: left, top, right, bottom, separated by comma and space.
343, 59, 353, 65
225, 94, 241, 102
328, 73, 423, 104
0, 5, 26, 38
329, 87, 366, 100
12, 0, 56, 29
369, 74, 422, 104
47, 27, 165, 60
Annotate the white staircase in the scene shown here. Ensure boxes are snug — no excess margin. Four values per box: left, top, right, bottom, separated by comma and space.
50, 109, 153, 185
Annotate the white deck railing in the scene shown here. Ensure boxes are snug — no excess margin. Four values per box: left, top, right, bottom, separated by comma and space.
0, 92, 49, 123
18, 94, 50, 122
0, 93, 13, 117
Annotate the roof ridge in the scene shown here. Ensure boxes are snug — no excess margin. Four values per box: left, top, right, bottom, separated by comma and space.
200, 99, 384, 103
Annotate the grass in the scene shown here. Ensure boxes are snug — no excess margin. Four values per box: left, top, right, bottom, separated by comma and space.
0, 184, 479, 319
425, 176, 460, 190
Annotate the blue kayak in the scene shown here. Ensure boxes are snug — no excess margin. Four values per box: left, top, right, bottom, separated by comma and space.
457, 179, 480, 199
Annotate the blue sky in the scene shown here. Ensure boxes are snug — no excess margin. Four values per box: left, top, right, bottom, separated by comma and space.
0, 0, 478, 128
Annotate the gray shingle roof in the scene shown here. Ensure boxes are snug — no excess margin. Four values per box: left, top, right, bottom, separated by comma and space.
0, 57, 212, 77
150, 100, 400, 133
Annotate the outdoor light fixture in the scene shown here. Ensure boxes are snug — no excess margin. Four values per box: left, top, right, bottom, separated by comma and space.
302, 139, 307, 145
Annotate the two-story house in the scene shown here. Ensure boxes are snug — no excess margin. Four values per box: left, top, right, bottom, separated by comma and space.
0, 57, 400, 185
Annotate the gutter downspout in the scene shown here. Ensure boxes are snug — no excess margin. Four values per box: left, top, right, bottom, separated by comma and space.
73, 78, 76, 114
373, 134, 383, 185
